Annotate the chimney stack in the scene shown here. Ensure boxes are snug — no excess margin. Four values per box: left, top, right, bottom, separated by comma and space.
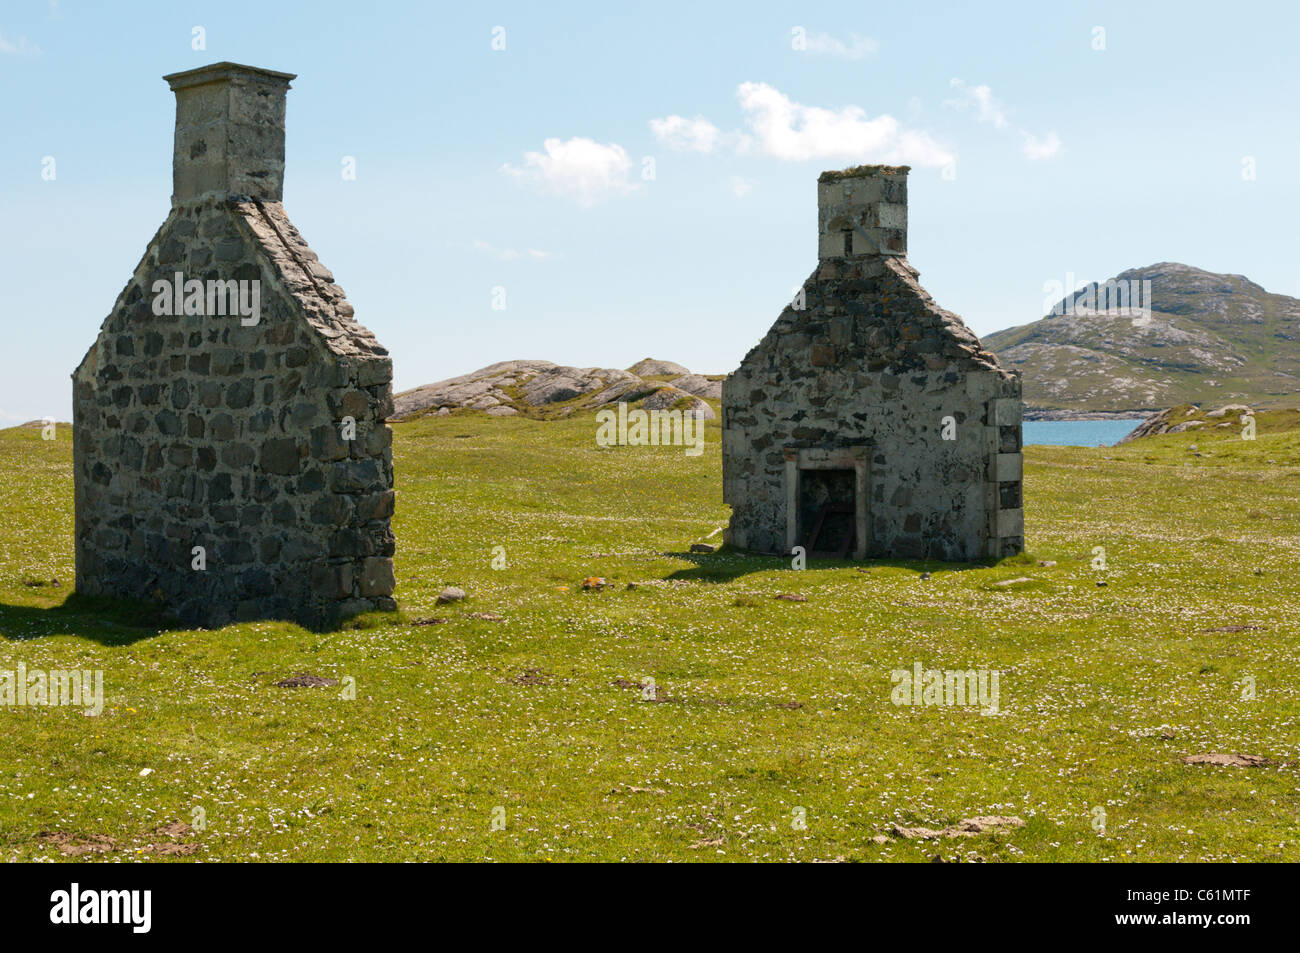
817, 165, 908, 261
163, 62, 296, 205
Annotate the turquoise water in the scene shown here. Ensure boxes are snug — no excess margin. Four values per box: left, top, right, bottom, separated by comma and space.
1023, 419, 1145, 447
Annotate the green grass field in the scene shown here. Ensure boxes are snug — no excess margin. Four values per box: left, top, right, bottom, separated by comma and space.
2, 410, 1298, 862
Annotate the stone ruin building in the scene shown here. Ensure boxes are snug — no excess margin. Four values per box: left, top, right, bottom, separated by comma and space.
72, 62, 395, 628
721, 165, 1023, 561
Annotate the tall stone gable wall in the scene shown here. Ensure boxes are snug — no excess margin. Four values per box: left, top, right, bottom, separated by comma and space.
72, 197, 395, 628
722, 184, 1024, 561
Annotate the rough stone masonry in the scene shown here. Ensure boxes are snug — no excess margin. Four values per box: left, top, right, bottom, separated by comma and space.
72, 63, 395, 628
721, 165, 1023, 561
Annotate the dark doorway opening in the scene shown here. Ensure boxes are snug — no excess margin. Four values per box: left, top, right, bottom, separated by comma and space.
799, 468, 856, 558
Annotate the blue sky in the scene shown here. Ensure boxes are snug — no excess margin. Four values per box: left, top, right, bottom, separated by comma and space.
2, 0, 1297, 422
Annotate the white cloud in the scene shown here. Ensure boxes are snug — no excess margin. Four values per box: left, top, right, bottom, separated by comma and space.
0, 30, 39, 55
944, 79, 1008, 128
649, 115, 726, 153
501, 137, 640, 205
473, 241, 551, 261
729, 176, 755, 198
649, 84, 954, 168
1021, 131, 1063, 160
798, 30, 878, 60
734, 82, 954, 167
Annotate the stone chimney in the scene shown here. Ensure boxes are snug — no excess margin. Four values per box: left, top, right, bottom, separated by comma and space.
817, 164, 908, 261
163, 61, 296, 205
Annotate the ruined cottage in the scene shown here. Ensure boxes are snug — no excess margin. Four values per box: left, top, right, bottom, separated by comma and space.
72, 63, 395, 628
721, 165, 1023, 561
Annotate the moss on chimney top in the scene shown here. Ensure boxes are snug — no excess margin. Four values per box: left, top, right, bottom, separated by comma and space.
818, 165, 911, 183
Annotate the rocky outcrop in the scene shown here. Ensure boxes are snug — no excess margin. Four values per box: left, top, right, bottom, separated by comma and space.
1119, 403, 1255, 443
668, 374, 723, 400
642, 384, 715, 420
393, 359, 721, 420
628, 358, 690, 378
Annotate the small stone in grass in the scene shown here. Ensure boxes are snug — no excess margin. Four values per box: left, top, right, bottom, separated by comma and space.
993, 577, 1031, 587
411, 617, 447, 626
690, 543, 718, 554
470, 612, 504, 621
890, 815, 1025, 839
775, 593, 807, 602
274, 673, 339, 688
582, 576, 607, 590
920, 572, 931, 580
436, 586, 466, 604
1182, 753, 1272, 767
1037, 560, 1056, 567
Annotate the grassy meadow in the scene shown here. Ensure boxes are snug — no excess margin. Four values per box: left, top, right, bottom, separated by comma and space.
1, 408, 1298, 862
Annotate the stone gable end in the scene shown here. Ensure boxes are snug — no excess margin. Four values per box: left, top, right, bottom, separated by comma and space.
72, 63, 395, 629
722, 165, 1023, 562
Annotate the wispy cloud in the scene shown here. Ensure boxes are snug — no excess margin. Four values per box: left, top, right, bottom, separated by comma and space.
729, 176, 755, 198
944, 79, 1008, 128
795, 29, 878, 60
648, 115, 727, 154
1021, 131, 1063, 160
0, 29, 40, 55
650, 82, 954, 168
946, 78, 1063, 161
501, 136, 641, 206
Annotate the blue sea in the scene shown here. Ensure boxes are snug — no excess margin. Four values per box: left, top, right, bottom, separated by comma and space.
1023, 419, 1146, 447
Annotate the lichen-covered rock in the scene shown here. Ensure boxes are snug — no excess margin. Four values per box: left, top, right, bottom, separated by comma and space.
1119, 402, 1254, 443
642, 386, 715, 420
627, 358, 690, 377
392, 359, 719, 420
669, 374, 724, 400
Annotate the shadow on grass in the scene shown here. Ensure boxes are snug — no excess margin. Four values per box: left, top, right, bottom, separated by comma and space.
662, 547, 1008, 583
0, 593, 185, 646
0, 593, 408, 644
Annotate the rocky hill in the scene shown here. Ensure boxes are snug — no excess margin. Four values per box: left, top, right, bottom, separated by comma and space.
392, 359, 722, 421
985, 263, 1300, 414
